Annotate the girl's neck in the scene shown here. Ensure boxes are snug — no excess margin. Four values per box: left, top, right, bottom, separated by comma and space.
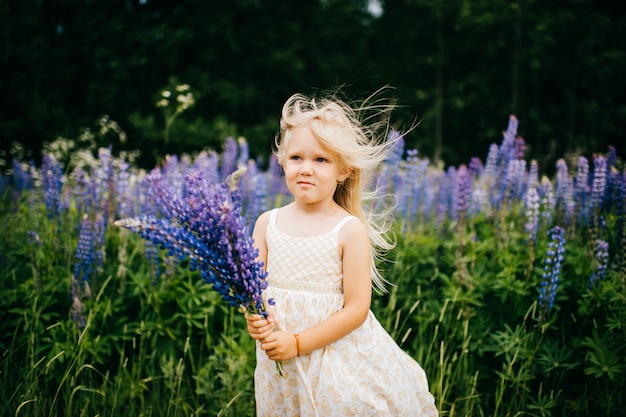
277, 201, 349, 237
290, 200, 344, 218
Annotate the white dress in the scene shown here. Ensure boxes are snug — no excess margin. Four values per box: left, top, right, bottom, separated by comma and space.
254, 208, 438, 417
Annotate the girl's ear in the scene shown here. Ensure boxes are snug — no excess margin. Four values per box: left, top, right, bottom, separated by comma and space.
338, 167, 352, 183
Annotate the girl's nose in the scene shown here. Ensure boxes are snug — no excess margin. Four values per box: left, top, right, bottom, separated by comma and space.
300, 160, 312, 175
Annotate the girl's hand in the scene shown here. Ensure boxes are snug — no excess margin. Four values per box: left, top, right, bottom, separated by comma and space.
259, 331, 299, 361
245, 312, 275, 341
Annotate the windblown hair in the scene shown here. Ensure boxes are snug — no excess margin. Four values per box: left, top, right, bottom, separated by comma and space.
274, 89, 403, 292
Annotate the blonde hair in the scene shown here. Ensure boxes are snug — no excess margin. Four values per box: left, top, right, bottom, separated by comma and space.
274, 89, 402, 292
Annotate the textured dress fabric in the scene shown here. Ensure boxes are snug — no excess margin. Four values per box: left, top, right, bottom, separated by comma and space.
253, 209, 438, 417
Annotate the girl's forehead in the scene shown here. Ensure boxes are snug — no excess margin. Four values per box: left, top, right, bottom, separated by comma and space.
286, 127, 331, 153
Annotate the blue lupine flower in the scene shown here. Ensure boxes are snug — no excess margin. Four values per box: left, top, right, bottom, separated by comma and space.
115, 170, 272, 318
539, 226, 566, 319
589, 239, 609, 287
74, 214, 97, 284
41, 155, 63, 219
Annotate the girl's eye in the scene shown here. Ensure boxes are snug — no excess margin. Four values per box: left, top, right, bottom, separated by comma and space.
290, 155, 301, 161
316, 157, 327, 163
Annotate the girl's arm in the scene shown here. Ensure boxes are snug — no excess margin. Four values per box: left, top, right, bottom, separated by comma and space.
245, 211, 276, 341
260, 219, 372, 361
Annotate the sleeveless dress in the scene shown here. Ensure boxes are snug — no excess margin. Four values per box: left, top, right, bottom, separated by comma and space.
254, 208, 438, 417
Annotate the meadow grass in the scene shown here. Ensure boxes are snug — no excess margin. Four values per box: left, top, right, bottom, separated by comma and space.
1, 130, 624, 416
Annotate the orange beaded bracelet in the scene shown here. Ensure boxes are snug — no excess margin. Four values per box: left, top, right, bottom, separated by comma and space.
293, 333, 301, 357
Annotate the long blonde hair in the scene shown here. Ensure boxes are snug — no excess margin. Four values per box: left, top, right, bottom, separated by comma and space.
274, 89, 403, 292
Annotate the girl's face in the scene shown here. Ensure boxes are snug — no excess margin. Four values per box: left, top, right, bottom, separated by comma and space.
283, 127, 345, 207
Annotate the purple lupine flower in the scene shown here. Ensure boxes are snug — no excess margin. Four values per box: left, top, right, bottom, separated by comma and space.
589, 240, 609, 287
468, 157, 483, 178
398, 149, 418, 223
268, 155, 288, 205
237, 137, 250, 169
41, 155, 63, 219
591, 154, 607, 212
514, 137, 525, 160
604, 146, 617, 209
70, 166, 91, 215
555, 159, 571, 216
483, 143, 500, 210
74, 214, 97, 284
615, 170, 625, 268
115, 170, 272, 318
528, 160, 539, 188
539, 226, 566, 320
162, 154, 186, 200
115, 159, 133, 218
525, 186, 540, 243
453, 165, 472, 221
192, 150, 220, 185
221, 136, 238, 181
444, 166, 457, 220
539, 176, 555, 226
484, 143, 499, 179
411, 157, 430, 219
575, 156, 590, 225
498, 115, 518, 168
11, 158, 33, 192
93, 146, 115, 217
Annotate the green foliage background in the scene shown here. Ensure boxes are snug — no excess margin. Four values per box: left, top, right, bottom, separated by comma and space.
1, 0, 625, 171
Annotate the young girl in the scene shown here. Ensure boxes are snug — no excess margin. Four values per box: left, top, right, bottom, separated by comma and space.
246, 91, 438, 416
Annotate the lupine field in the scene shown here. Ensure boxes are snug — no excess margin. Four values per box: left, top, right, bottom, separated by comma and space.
1, 115, 625, 417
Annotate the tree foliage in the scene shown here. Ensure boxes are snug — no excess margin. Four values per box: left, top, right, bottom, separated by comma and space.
1, 0, 624, 170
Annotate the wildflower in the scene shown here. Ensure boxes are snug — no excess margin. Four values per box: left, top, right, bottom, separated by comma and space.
222, 137, 239, 181
528, 160, 539, 189
237, 137, 250, 169
115, 169, 273, 318
498, 115, 518, 168
539, 226, 566, 320
539, 176, 555, 225
589, 240, 609, 287
591, 155, 607, 212
525, 186, 540, 244
514, 137, 525, 160
41, 155, 63, 219
453, 165, 472, 222
74, 214, 97, 284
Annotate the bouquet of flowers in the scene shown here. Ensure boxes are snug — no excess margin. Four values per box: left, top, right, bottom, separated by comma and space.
115, 167, 274, 322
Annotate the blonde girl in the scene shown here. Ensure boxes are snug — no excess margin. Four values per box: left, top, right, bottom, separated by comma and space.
246, 90, 438, 417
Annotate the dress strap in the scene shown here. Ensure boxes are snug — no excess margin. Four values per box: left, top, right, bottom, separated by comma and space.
331, 215, 358, 234
269, 208, 279, 226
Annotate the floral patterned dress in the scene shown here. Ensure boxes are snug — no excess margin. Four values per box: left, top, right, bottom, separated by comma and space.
253, 209, 438, 417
